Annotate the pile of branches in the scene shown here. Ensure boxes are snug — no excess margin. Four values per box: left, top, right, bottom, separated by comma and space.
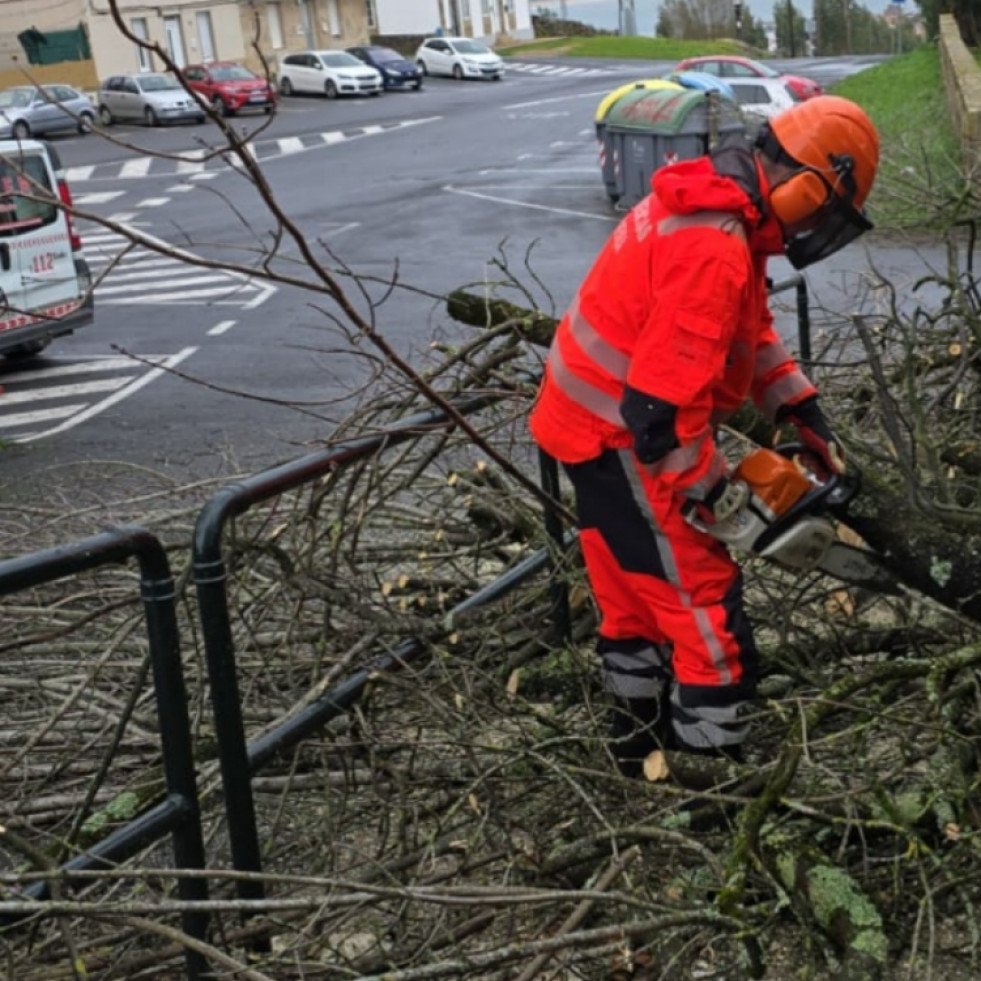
1, 234, 981, 981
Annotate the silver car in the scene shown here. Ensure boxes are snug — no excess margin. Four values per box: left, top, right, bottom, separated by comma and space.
0, 85, 96, 140
98, 73, 205, 127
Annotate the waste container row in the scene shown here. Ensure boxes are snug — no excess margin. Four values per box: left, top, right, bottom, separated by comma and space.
595, 72, 748, 211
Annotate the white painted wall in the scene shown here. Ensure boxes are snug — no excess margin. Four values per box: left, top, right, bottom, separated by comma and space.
375, 0, 442, 35
375, 0, 533, 40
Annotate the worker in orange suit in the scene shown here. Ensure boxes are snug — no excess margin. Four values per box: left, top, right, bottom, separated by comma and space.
529, 96, 880, 774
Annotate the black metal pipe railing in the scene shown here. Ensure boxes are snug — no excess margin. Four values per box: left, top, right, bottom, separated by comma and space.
768, 273, 810, 364
0, 527, 209, 981
192, 396, 498, 909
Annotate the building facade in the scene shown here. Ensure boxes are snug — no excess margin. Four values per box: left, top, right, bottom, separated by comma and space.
374, 0, 533, 41
0, 0, 375, 84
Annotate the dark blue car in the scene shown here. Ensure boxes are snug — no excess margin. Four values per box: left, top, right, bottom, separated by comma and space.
346, 46, 423, 91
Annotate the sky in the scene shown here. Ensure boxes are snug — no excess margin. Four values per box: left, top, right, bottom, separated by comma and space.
534, 0, 896, 32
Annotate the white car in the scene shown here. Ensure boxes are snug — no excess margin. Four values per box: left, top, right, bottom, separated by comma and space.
414, 37, 505, 81
725, 77, 797, 121
277, 50, 382, 99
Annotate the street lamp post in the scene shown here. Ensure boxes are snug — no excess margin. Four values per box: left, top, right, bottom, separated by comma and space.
787, 0, 796, 56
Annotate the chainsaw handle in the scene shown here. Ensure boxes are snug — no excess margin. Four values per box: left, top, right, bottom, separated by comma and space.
772, 442, 862, 512
751, 444, 861, 555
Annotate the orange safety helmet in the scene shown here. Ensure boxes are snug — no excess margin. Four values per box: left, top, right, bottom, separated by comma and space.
758, 95, 880, 268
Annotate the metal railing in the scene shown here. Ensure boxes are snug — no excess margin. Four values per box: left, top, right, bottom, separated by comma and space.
0, 526, 210, 981
191, 394, 556, 916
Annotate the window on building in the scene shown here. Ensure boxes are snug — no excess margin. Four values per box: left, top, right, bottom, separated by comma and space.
197, 11, 216, 61
131, 17, 152, 72
364, 0, 376, 29
481, 0, 492, 14
266, 2, 284, 49
326, 0, 342, 36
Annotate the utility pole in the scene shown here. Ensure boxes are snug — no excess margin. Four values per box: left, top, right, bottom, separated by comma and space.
619, 0, 637, 36
787, 0, 795, 56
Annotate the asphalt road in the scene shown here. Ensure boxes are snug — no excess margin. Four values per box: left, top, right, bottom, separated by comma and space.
0, 54, 900, 486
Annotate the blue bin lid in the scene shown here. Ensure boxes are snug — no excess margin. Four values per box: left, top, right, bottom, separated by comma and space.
664, 71, 736, 102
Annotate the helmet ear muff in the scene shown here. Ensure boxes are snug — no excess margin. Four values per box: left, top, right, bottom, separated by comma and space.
769, 169, 830, 227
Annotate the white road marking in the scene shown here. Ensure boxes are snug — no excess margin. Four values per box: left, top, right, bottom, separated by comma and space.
278, 137, 304, 154
64, 165, 95, 181
176, 150, 207, 174
0, 404, 86, 429
207, 319, 237, 336
15, 347, 199, 443
2, 356, 167, 383
96, 273, 236, 295
0, 376, 137, 406
106, 212, 137, 222
120, 158, 152, 178
83, 225, 277, 309
101, 284, 266, 304
74, 191, 126, 205
136, 197, 170, 208
443, 184, 617, 222
166, 185, 198, 192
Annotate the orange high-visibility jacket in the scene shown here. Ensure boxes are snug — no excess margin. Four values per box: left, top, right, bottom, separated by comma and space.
530, 149, 815, 500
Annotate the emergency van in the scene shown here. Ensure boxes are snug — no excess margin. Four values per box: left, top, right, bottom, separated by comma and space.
0, 138, 93, 359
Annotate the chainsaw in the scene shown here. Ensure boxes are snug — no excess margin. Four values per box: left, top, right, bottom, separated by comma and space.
687, 444, 900, 595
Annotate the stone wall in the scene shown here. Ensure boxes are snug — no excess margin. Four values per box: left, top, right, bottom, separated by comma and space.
939, 13, 981, 171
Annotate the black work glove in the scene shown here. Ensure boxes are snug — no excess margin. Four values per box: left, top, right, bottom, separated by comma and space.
777, 395, 845, 475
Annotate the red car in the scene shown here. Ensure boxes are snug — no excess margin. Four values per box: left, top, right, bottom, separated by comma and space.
672, 55, 823, 102
181, 62, 276, 116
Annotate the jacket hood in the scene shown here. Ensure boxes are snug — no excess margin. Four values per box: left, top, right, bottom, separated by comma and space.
652, 149, 785, 257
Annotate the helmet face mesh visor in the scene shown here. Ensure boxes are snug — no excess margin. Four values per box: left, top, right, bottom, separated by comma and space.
785, 196, 873, 269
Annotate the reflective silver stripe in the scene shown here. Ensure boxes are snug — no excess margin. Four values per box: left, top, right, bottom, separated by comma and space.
618, 449, 682, 587
671, 715, 750, 749
693, 606, 734, 685
761, 370, 814, 420
565, 302, 630, 379
620, 450, 734, 684
671, 690, 751, 747
603, 646, 667, 673
605, 673, 665, 699
639, 440, 703, 479
546, 339, 625, 426
657, 210, 748, 241
754, 337, 794, 376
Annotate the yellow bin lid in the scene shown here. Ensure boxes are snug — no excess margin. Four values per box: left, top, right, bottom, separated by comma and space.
595, 78, 684, 123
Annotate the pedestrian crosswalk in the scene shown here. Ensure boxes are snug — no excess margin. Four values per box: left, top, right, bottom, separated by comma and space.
507, 62, 618, 77
0, 348, 197, 442
84, 227, 276, 309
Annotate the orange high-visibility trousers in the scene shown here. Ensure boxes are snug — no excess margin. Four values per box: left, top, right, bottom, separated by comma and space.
564, 448, 758, 751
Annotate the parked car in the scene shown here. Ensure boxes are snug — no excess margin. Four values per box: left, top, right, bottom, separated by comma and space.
725, 77, 798, 120
181, 62, 276, 116
0, 139, 93, 358
277, 51, 382, 99
672, 55, 822, 102
98, 73, 205, 127
0, 86, 95, 140
346, 45, 423, 91
414, 37, 505, 81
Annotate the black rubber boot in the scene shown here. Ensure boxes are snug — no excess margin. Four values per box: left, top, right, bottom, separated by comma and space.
608, 695, 671, 779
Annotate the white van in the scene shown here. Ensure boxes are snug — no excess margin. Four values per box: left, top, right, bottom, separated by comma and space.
0, 139, 93, 359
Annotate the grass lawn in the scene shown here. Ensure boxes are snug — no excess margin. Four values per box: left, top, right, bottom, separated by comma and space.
497, 36, 757, 61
